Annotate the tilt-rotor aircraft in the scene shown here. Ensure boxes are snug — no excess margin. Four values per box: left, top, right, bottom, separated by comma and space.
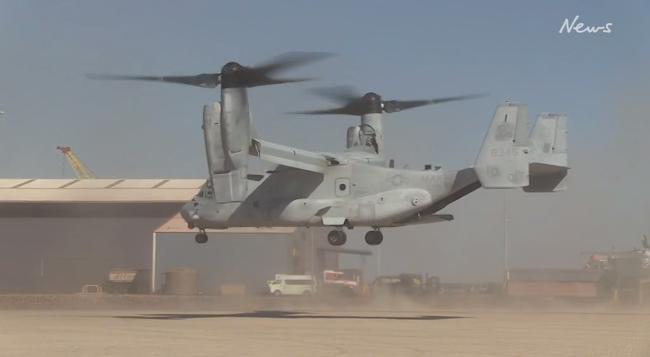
91, 52, 568, 246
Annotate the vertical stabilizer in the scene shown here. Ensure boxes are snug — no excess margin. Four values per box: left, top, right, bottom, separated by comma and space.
474, 103, 530, 188
529, 113, 567, 167
525, 113, 568, 192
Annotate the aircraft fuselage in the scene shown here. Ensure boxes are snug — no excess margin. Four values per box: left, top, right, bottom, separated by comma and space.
181, 161, 465, 229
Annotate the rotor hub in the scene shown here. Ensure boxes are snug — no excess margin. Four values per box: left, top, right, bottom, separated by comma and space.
221, 61, 242, 74
220, 62, 245, 88
361, 92, 383, 114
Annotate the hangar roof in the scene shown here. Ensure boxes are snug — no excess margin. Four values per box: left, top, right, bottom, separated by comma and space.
0, 179, 205, 203
0, 179, 297, 235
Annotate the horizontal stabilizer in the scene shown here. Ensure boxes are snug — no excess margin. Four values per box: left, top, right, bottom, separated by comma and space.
525, 163, 568, 192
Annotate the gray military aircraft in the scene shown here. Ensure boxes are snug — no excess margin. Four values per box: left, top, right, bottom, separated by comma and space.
91, 53, 568, 246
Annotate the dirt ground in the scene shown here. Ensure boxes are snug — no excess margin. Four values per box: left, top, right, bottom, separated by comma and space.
1, 303, 650, 356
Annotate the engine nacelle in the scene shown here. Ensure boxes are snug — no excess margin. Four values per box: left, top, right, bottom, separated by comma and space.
220, 87, 251, 171
346, 124, 380, 154
346, 126, 361, 149
202, 94, 248, 202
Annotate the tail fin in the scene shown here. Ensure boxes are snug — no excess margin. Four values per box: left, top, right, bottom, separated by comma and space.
529, 113, 567, 167
524, 113, 568, 192
474, 103, 530, 188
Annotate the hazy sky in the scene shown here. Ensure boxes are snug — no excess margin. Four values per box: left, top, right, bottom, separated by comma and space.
1, 0, 649, 281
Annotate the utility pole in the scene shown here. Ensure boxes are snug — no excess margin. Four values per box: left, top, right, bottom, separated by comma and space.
376, 246, 382, 277
503, 190, 510, 282
310, 229, 315, 275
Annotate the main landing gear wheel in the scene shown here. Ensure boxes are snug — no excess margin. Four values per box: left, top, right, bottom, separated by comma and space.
195, 231, 208, 244
327, 230, 347, 246
365, 230, 383, 245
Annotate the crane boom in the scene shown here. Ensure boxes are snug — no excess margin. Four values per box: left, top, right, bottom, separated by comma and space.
56, 146, 96, 179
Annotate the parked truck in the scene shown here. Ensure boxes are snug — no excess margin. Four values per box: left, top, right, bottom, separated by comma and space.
321, 270, 361, 296
371, 273, 440, 296
266, 274, 316, 296
102, 268, 149, 294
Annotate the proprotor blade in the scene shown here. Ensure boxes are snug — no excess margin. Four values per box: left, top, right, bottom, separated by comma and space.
225, 52, 334, 88
87, 52, 333, 89
293, 90, 487, 116
86, 73, 221, 88
254, 52, 335, 76
382, 93, 487, 113
291, 88, 381, 116
309, 86, 362, 104
289, 107, 358, 115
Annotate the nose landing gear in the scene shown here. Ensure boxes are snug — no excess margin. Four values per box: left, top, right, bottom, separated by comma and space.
364, 229, 383, 245
195, 229, 208, 244
327, 229, 347, 246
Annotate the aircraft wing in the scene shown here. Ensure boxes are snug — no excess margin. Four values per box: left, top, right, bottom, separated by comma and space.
250, 138, 347, 173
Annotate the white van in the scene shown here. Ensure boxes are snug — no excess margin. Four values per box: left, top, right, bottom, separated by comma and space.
267, 274, 316, 296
